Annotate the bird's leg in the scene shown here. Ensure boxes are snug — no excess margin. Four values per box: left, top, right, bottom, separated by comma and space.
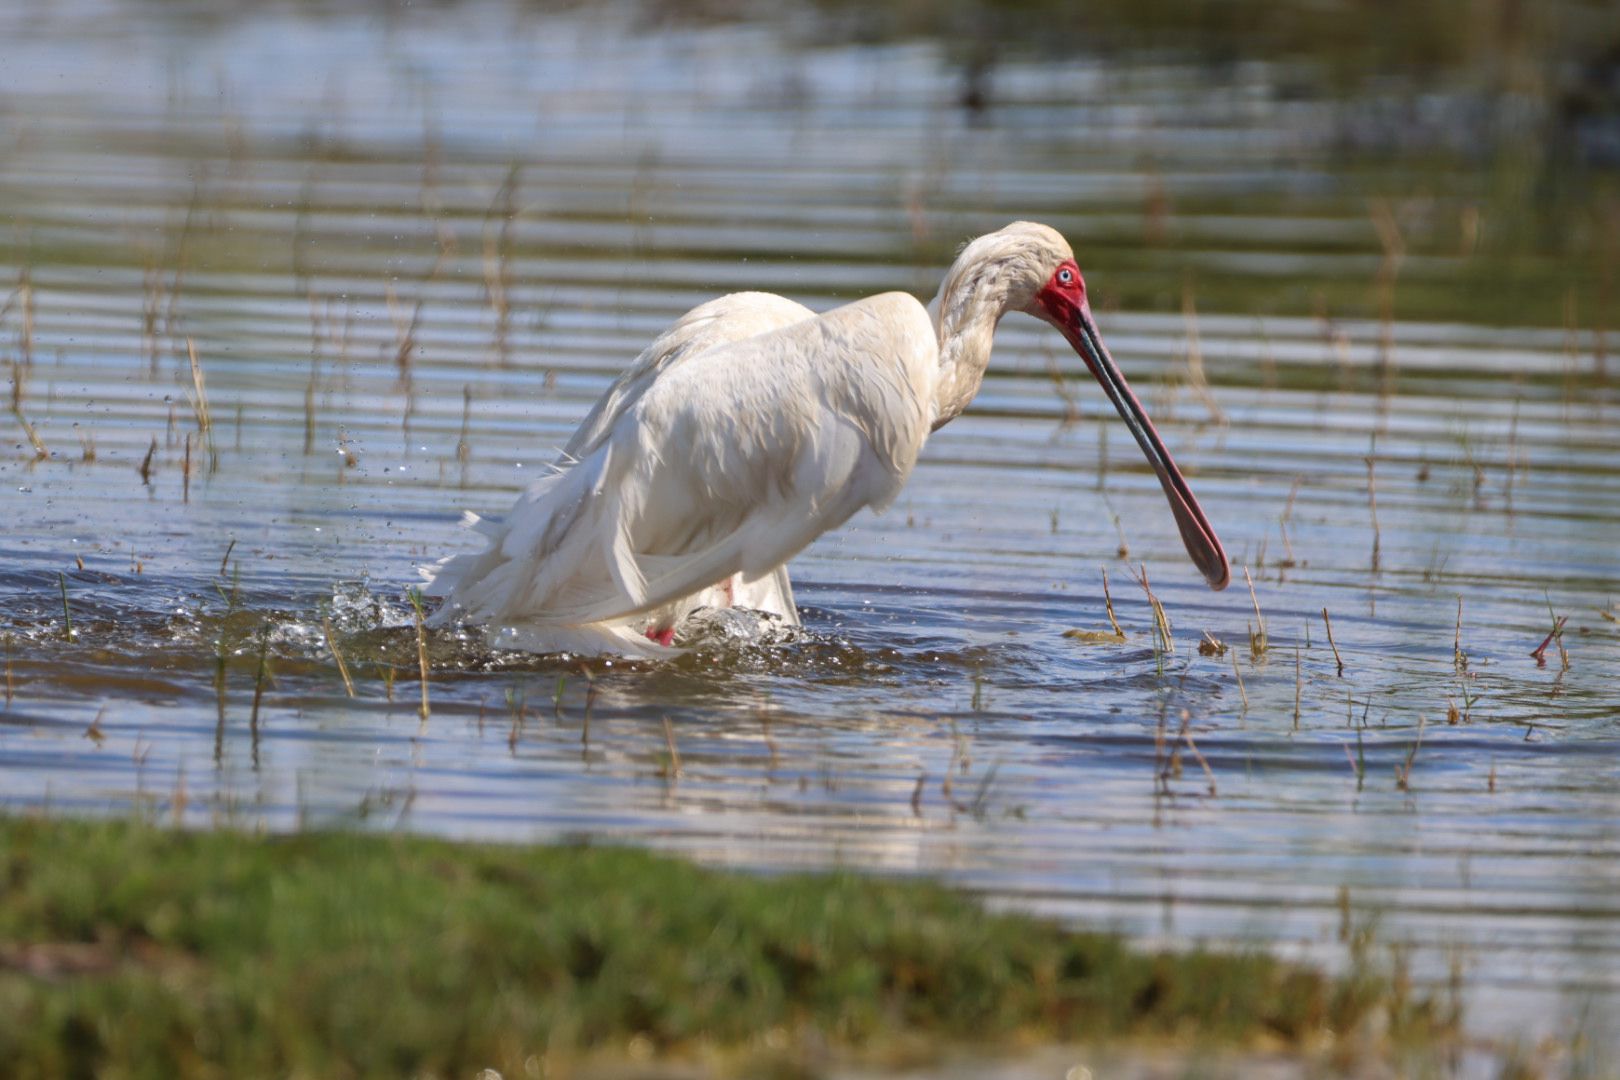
719, 576, 735, 607
645, 626, 676, 647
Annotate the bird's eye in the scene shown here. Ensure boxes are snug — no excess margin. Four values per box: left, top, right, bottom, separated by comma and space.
1057, 268, 1074, 285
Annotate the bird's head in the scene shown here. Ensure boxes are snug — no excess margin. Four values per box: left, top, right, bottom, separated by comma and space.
938, 221, 1076, 316
956, 221, 1231, 591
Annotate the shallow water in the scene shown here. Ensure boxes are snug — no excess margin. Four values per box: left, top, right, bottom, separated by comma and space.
2, 0, 1618, 1057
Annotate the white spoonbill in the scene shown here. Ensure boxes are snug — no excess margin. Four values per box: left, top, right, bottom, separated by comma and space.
426, 221, 1229, 656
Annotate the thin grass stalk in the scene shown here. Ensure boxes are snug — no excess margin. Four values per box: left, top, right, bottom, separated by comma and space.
1244, 566, 1267, 656
322, 617, 356, 698
1322, 607, 1345, 676
661, 715, 682, 778
1228, 647, 1248, 717
407, 588, 430, 721
1102, 568, 1124, 637
57, 572, 72, 640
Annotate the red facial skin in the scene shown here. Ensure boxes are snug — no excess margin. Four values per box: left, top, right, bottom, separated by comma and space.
1030, 260, 1230, 591
1032, 258, 1088, 328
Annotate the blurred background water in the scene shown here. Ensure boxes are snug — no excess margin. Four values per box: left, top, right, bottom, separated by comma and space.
2, 0, 1618, 1060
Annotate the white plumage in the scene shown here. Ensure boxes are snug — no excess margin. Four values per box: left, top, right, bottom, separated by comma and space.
426, 222, 1229, 656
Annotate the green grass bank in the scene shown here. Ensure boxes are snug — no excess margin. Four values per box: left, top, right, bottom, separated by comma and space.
0, 816, 1448, 1078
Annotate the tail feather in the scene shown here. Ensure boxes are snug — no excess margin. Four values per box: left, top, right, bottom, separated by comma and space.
524, 499, 811, 627
736, 564, 798, 625
426, 444, 643, 629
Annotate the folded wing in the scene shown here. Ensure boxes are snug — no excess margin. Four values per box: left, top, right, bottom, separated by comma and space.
427, 292, 937, 647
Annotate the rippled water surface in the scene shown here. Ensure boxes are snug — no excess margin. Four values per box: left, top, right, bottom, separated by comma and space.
2, 0, 1618, 1055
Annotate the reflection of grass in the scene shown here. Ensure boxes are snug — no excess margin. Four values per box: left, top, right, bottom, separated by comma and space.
811, 0, 1593, 81
0, 815, 1451, 1078
5, 151, 1616, 335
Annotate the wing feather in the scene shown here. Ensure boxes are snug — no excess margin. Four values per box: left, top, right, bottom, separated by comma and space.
562, 292, 813, 463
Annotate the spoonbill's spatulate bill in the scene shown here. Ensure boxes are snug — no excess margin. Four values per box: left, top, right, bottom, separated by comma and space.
425, 222, 1229, 656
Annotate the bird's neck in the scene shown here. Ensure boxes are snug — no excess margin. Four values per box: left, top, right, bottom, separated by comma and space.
930, 276, 1007, 429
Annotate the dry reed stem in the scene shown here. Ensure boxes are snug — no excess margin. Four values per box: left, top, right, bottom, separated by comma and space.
758, 710, 779, 768
1505, 395, 1521, 516
1369, 198, 1405, 391
1046, 352, 1082, 426
1, 281, 17, 323
11, 405, 47, 461
1322, 607, 1345, 676
1099, 493, 1131, 560
17, 269, 34, 367
1096, 424, 1108, 491
483, 228, 511, 364
1182, 727, 1216, 797
1365, 455, 1381, 573
1293, 645, 1302, 730
141, 263, 163, 373
482, 165, 519, 366
1453, 596, 1466, 671
1394, 714, 1426, 791
186, 338, 212, 437
580, 666, 598, 739
386, 284, 422, 386
303, 357, 317, 457
86, 705, 107, 746
660, 716, 682, 778
163, 195, 196, 363
57, 573, 73, 640
1278, 476, 1302, 568
321, 617, 356, 698
1101, 568, 1124, 637
407, 588, 430, 721
1243, 566, 1267, 656
457, 384, 472, 468
1129, 564, 1173, 651
506, 687, 525, 751
1179, 281, 1227, 426
250, 626, 270, 768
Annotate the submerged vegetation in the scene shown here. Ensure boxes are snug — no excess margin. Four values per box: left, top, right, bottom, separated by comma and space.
0, 815, 1449, 1078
